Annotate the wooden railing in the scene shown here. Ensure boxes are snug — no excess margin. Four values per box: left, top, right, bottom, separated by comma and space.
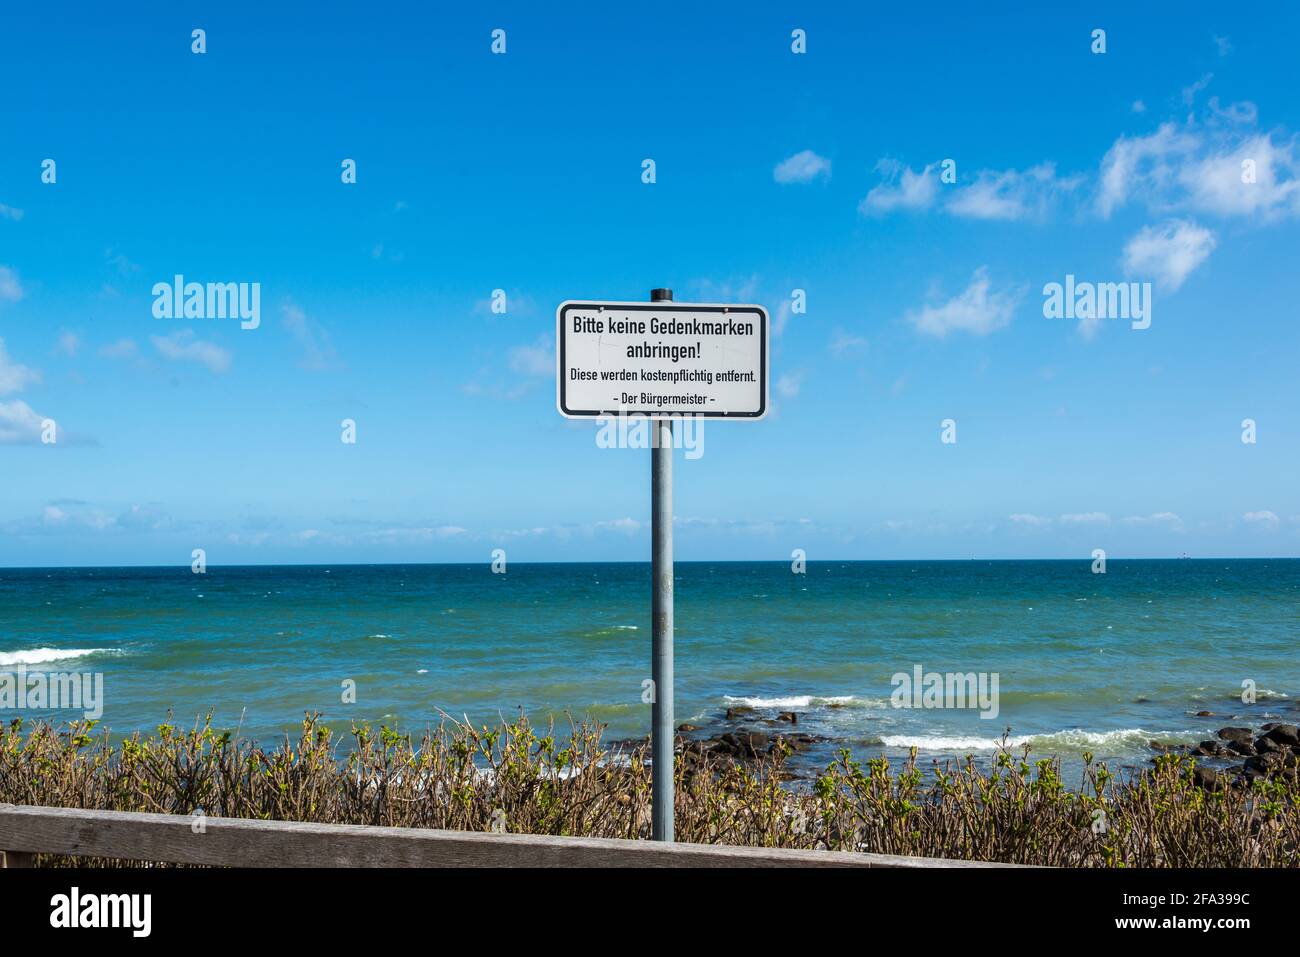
0, 804, 1013, 868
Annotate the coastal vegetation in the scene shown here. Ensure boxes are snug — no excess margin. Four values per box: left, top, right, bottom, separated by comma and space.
1, 713, 1297, 867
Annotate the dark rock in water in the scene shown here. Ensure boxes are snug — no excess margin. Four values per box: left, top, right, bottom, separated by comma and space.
1262, 724, 1299, 747
1255, 735, 1283, 754
1134, 696, 1151, 704
1194, 740, 1228, 757
1244, 752, 1285, 774
1195, 710, 1214, 717
776, 711, 799, 724
1225, 738, 1256, 756
725, 706, 755, 721
705, 729, 769, 759
1216, 727, 1253, 744
677, 723, 699, 733
1192, 766, 1225, 790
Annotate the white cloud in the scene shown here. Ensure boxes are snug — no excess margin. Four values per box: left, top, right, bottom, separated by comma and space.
862, 160, 1079, 221
99, 338, 139, 360
946, 163, 1081, 221
774, 299, 791, 337
115, 504, 169, 531
829, 330, 868, 355
688, 275, 760, 303
149, 329, 232, 373
355, 525, 468, 546
282, 301, 338, 371
1243, 510, 1280, 528
594, 517, 641, 534
774, 149, 831, 184
0, 339, 40, 395
777, 372, 802, 398
0, 266, 23, 303
1120, 512, 1185, 531
1131, 100, 1147, 114
860, 160, 939, 214
0, 204, 22, 222
1059, 512, 1112, 525
509, 336, 554, 377
905, 267, 1023, 338
56, 331, 80, 357
1009, 513, 1051, 527
1122, 219, 1216, 290
0, 399, 47, 444
1182, 73, 1214, 106
1098, 110, 1300, 221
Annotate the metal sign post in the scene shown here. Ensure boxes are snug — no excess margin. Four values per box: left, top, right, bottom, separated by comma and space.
555, 290, 768, 843
649, 287, 674, 842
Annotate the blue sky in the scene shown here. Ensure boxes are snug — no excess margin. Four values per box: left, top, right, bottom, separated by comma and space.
2, 2, 1298, 565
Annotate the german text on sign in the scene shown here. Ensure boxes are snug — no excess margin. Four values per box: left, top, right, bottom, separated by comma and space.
556, 301, 768, 418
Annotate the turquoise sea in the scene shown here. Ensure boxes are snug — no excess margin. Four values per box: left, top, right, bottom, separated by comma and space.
1, 560, 1297, 781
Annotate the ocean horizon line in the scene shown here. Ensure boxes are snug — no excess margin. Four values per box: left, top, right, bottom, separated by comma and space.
2, 553, 1300, 566
3, 555, 1299, 572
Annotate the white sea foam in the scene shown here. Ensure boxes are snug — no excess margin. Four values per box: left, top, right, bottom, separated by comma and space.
0, 648, 113, 667
723, 694, 879, 709
879, 728, 1198, 752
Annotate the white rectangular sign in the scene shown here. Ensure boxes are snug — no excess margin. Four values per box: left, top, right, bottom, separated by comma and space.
557, 300, 768, 419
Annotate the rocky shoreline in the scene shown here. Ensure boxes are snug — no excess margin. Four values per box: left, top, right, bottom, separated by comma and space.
613, 703, 1300, 789
1155, 722, 1300, 789
610, 703, 830, 779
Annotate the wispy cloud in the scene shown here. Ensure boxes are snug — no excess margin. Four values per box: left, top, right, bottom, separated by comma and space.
0, 266, 24, 303
0, 400, 47, 445
55, 331, 81, 358
905, 267, 1023, 338
509, 335, 554, 378
281, 301, 339, 371
946, 163, 1082, 221
859, 159, 938, 215
1243, 510, 1280, 528
1122, 219, 1216, 290
1059, 512, 1112, 526
862, 160, 1079, 221
1098, 103, 1300, 221
1120, 511, 1185, 531
829, 330, 868, 355
150, 330, 232, 373
99, 338, 140, 361
1181, 72, 1214, 106
0, 339, 41, 394
774, 149, 831, 184
1009, 513, 1051, 527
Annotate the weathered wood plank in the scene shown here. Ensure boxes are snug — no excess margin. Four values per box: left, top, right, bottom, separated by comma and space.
0, 804, 1014, 867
